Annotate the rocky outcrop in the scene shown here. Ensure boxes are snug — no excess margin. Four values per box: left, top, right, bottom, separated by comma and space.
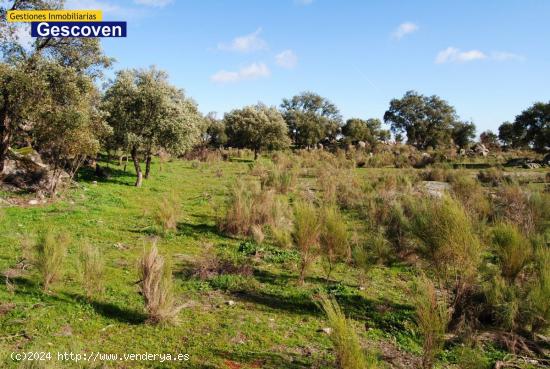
1, 148, 69, 194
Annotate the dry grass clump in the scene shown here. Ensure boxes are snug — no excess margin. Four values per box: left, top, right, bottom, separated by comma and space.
491, 223, 532, 283
293, 200, 321, 284
317, 166, 364, 209
153, 193, 181, 234
34, 231, 70, 291
320, 206, 349, 279
79, 243, 105, 298
218, 179, 277, 237
477, 167, 512, 186
492, 185, 536, 234
193, 242, 252, 280
138, 243, 180, 324
449, 174, 490, 220
318, 293, 378, 369
412, 275, 450, 369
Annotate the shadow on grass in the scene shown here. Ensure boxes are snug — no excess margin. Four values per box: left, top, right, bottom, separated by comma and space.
75, 165, 135, 186
65, 293, 146, 325
212, 349, 315, 369
177, 222, 220, 239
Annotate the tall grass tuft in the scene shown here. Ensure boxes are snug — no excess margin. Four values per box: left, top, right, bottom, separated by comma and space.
413, 275, 450, 369
491, 223, 531, 282
153, 193, 180, 234
320, 206, 349, 279
79, 243, 105, 298
293, 200, 321, 285
409, 196, 482, 283
34, 231, 69, 291
318, 293, 377, 369
138, 243, 180, 324
526, 246, 550, 334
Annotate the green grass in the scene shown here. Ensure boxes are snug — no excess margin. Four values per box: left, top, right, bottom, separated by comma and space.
0, 157, 527, 368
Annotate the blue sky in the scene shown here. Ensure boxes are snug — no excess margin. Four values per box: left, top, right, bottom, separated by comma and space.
64, 0, 549, 134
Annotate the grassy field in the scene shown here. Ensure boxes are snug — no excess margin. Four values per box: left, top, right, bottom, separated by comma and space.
0, 153, 548, 369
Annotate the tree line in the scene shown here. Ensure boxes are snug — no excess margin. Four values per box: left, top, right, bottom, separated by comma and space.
1, 1, 548, 189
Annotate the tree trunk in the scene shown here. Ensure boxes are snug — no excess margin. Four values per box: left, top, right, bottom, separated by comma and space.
0, 113, 12, 174
131, 147, 143, 187
144, 153, 152, 179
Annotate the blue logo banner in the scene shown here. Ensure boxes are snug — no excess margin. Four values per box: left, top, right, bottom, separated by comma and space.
31, 21, 127, 38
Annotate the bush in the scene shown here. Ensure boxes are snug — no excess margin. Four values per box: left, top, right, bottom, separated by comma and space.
153, 193, 180, 234
34, 231, 69, 291
492, 185, 536, 234
412, 275, 450, 369
79, 243, 105, 298
491, 223, 531, 283
450, 174, 490, 220
477, 167, 511, 186
138, 243, 180, 324
318, 293, 377, 369
526, 247, 550, 334
218, 179, 277, 238
409, 196, 482, 283
293, 200, 321, 284
320, 206, 349, 279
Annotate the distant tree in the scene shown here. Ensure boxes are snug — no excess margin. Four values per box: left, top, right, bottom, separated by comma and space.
280, 92, 342, 148
513, 101, 550, 152
498, 121, 524, 149
103, 67, 200, 187
341, 118, 390, 147
480, 130, 500, 150
384, 91, 459, 150
204, 112, 227, 148
451, 121, 476, 149
224, 103, 290, 159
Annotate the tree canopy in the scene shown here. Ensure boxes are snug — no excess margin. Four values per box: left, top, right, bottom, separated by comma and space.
383, 91, 459, 150
103, 67, 201, 186
280, 92, 342, 148
224, 103, 290, 159
341, 118, 390, 147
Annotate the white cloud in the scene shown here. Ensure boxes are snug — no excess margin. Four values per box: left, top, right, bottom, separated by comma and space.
435, 47, 487, 63
210, 63, 271, 84
492, 51, 526, 62
435, 47, 525, 64
217, 28, 268, 53
392, 22, 418, 39
275, 49, 298, 69
134, 0, 173, 7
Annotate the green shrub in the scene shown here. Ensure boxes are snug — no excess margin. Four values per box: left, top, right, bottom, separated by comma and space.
138, 243, 180, 324
412, 275, 450, 369
409, 196, 482, 283
79, 243, 105, 298
491, 223, 531, 282
34, 231, 69, 291
450, 174, 490, 220
318, 293, 378, 369
293, 200, 321, 284
320, 206, 349, 279
526, 247, 550, 334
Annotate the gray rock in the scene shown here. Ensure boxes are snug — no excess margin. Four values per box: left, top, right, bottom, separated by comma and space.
523, 162, 541, 169
423, 181, 451, 198
357, 141, 367, 150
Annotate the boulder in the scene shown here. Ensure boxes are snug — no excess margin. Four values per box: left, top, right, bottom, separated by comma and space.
542, 153, 550, 166
473, 143, 489, 157
523, 162, 541, 169
356, 141, 367, 150
422, 181, 451, 198
1, 148, 69, 194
